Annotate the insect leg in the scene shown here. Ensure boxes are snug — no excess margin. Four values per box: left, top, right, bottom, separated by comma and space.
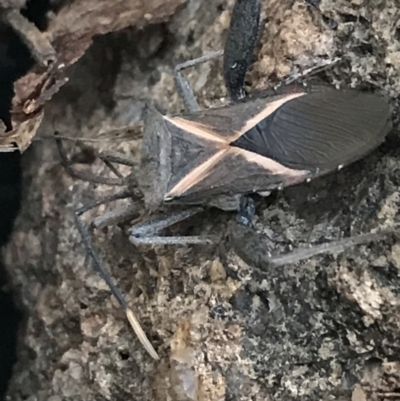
132, 235, 215, 246
265, 230, 395, 268
230, 219, 395, 271
56, 135, 125, 186
74, 210, 159, 360
236, 195, 256, 226
93, 203, 140, 229
0, 8, 56, 67
96, 150, 137, 180
98, 150, 136, 167
75, 189, 132, 215
174, 50, 224, 113
129, 208, 216, 245
223, 0, 262, 101
98, 156, 124, 179
66, 141, 140, 229
231, 195, 397, 269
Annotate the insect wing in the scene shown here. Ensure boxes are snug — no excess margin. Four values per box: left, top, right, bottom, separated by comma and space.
232, 87, 392, 171
164, 88, 391, 204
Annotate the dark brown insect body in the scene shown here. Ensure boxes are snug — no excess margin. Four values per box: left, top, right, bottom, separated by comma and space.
140, 86, 391, 212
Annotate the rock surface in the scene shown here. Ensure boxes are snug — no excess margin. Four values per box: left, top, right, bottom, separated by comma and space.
4, 0, 400, 400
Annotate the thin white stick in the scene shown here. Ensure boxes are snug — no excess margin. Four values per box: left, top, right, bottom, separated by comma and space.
126, 308, 159, 360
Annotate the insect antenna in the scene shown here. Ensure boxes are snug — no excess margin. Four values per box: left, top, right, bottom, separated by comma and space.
74, 211, 159, 360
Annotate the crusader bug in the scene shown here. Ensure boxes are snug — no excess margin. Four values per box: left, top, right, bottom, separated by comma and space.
57, 0, 393, 359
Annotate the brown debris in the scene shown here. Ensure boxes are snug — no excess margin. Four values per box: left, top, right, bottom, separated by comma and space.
0, 0, 186, 152
1, 8, 56, 66
0, 110, 44, 151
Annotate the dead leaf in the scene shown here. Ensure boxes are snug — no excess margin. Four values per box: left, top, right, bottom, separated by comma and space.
1, 0, 186, 152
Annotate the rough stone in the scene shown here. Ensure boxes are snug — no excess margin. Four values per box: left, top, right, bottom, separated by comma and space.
4, 0, 400, 400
